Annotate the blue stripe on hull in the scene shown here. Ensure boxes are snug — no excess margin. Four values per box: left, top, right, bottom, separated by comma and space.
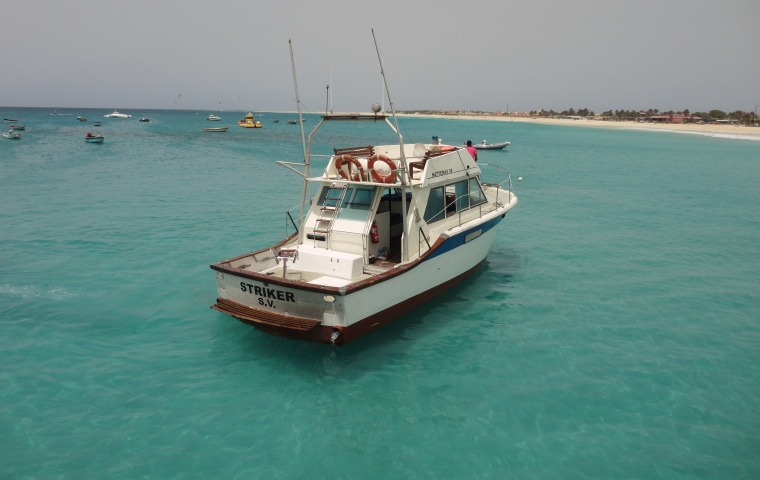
425, 214, 504, 260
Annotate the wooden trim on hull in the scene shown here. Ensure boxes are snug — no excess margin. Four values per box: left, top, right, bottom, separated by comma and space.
210, 259, 485, 345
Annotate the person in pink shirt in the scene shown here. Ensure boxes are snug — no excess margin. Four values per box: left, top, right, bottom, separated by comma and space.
465, 140, 478, 161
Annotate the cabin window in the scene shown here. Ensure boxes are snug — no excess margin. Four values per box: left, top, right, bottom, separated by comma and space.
423, 187, 445, 223
453, 180, 469, 211
468, 178, 486, 207
316, 185, 376, 222
317, 186, 352, 209
317, 186, 375, 211
423, 179, 487, 224
345, 187, 374, 211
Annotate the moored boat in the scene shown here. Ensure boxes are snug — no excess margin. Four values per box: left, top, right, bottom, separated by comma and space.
211, 110, 518, 344
77, 116, 87, 122
139, 117, 150, 122
3, 129, 20, 139
211, 37, 519, 345
474, 140, 510, 150
203, 127, 229, 132
104, 110, 132, 118
207, 114, 221, 121
84, 132, 104, 143
9, 124, 25, 131
92, 121, 102, 127
238, 112, 262, 128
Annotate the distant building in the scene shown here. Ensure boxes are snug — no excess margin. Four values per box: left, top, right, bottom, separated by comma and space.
648, 115, 697, 124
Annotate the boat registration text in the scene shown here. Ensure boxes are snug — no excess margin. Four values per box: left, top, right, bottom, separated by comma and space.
240, 282, 296, 304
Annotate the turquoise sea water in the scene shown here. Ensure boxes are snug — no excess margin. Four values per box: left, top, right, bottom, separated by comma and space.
1, 108, 759, 479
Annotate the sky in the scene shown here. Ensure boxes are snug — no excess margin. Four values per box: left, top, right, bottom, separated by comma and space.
3, 0, 759, 114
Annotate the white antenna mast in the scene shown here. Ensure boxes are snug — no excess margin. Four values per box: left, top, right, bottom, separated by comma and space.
289, 39, 309, 234
371, 28, 409, 261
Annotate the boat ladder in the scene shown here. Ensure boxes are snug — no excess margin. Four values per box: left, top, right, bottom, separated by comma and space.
312, 184, 347, 245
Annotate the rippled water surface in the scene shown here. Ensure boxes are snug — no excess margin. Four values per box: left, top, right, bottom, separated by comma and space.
2, 108, 759, 479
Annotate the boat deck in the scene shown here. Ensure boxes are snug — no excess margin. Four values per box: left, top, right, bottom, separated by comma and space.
236, 259, 397, 287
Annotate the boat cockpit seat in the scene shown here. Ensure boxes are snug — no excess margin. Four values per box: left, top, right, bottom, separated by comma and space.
333, 145, 374, 159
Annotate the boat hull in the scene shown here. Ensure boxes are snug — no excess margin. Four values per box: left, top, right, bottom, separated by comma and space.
211, 214, 504, 345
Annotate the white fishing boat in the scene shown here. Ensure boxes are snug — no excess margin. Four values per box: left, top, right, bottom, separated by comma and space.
103, 110, 132, 118
207, 114, 221, 121
3, 129, 20, 139
209, 34, 518, 345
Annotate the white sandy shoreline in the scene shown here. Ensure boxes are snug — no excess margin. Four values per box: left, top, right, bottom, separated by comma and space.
400, 113, 760, 141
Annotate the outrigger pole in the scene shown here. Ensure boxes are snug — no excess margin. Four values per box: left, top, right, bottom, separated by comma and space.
289, 39, 310, 234
371, 28, 410, 262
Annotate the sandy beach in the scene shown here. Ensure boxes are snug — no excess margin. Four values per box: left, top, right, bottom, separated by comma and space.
403, 114, 760, 140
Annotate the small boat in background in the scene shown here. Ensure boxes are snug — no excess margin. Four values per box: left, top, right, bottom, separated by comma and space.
272, 120, 280, 123
3, 129, 20, 139
92, 121, 102, 127
474, 140, 510, 150
207, 114, 221, 121
287, 120, 298, 124
4, 118, 18, 122
238, 112, 262, 128
10, 124, 25, 131
85, 132, 104, 143
139, 117, 150, 122
104, 110, 131, 118
203, 127, 228, 132
77, 116, 87, 122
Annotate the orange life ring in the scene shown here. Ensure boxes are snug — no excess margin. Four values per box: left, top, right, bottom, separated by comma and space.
335, 155, 364, 181
368, 154, 397, 183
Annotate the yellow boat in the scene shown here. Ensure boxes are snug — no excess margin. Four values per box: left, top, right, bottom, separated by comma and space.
238, 112, 262, 128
